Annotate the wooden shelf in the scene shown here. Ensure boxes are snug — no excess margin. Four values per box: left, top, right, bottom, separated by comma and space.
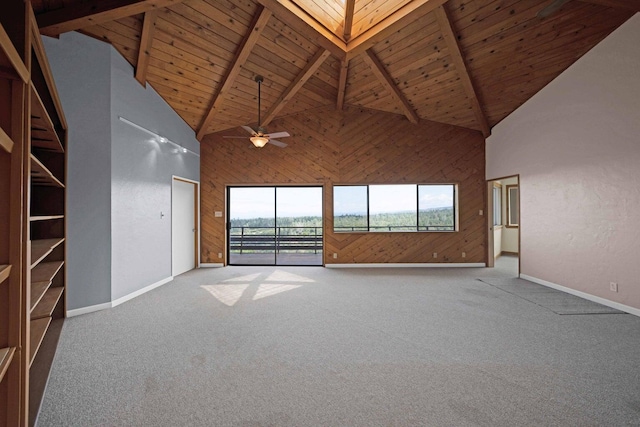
0, 347, 16, 383
30, 153, 64, 187
0, 22, 29, 83
29, 317, 51, 367
30, 215, 64, 222
30, 260, 64, 310
30, 84, 64, 153
31, 287, 63, 320
30, 238, 64, 268
1, 125, 14, 154
0, 264, 10, 284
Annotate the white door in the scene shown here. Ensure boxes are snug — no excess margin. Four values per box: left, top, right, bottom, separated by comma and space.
172, 178, 197, 276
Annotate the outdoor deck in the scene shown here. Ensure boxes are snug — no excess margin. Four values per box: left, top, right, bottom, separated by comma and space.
229, 252, 323, 266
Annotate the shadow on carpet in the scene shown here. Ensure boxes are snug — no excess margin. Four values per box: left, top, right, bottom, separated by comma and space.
477, 277, 624, 315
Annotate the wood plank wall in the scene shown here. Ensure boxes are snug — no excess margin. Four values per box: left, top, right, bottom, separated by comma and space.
201, 106, 486, 264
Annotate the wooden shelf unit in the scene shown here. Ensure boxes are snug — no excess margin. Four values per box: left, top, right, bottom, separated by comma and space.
0, 347, 16, 383
30, 153, 64, 187
29, 317, 51, 367
0, 264, 10, 284
1, 2, 68, 424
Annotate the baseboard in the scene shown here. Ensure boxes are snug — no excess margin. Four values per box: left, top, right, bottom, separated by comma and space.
520, 274, 640, 317
326, 263, 486, 268
66, 302, 112, 318
111, 276, 173, 308
66, 276, 173, 317
200, 263, 224, 268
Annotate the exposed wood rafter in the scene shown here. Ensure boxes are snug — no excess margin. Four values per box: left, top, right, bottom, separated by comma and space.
343, 0, 356, 41
196, 6, 272, 140
336, 59, 349, 110
262, 48, 331, 126
435, 5, 490, 137
257, 0, 346, 58
346, 0, 447, 60
362, 49, 419, 124
135, 10, 158, 87
580, 0, 640, 12
37, 0, 187, 37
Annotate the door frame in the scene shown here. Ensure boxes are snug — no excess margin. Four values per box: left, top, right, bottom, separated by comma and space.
172, 176, 200, 276
487, 174, 520, 275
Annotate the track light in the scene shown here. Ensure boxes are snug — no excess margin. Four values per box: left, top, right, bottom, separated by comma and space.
118, 116, 200, 157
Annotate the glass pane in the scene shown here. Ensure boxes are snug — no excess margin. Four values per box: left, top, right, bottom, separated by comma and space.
333, 186, 368, 232
276, 187, 323, 266
369, 184, 417, 232
493, 186, 501, 226
418, 185, 455, 231
228, 187, 275, 265
508, 187, 519, 226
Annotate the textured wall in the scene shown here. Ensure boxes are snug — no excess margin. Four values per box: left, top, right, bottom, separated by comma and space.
110, 48, 200, 300
202, 106, 486, 265
43, 33, 113, 310
487, 15, 640, 310
44, 31, 200, 310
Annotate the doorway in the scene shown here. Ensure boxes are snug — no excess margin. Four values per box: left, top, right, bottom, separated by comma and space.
487, 175, 520, 276
227, 186, 323, 266
172, 177, 199, 276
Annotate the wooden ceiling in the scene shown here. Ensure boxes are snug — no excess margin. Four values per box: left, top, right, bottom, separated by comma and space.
31, 0, 637, 140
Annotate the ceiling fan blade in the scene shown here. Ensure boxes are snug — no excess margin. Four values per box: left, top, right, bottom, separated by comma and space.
268, 139, 288, 148
265, 131, 290, 139
241, 125, 258, 136
537, 0, 571, 18
223, 136, 250, 139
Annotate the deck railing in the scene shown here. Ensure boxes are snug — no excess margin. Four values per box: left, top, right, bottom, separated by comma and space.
229, 226, 323, 254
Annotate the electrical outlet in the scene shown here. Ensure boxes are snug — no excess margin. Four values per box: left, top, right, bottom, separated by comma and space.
461, 252, 466, 258
433, 252, 437, 258
218, 253, 222, 259
333, 253, 337, 259
610, 282, 618, 292
479, 210, 483, 216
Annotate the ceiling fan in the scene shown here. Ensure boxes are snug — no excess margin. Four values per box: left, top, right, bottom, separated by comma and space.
537, 0, 571, 18
224, 75, 290, 148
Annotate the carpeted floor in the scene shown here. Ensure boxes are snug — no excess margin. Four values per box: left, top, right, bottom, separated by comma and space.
37, 258, 640, 426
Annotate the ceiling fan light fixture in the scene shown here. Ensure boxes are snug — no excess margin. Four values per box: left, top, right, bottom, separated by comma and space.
250, 136, 269, 148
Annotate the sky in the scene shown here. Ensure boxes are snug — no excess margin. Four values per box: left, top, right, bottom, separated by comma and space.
229, 185, 454, 219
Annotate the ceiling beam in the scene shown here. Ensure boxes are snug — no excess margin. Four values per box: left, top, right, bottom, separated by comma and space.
336, 59, 349, 110
343, 0, 356, 41
579, 0, 640, 11
435, 5, 490, 138
37, 0, 187, 37
196, 6, 272, 140
134, 10, 158, 87
262, 48, 331, 126
257, 0, 346, 58
362, 49, 419, 125
346, 0, 447, 60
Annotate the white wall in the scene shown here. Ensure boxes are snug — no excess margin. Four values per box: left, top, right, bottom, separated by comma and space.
487, 15, 640, 311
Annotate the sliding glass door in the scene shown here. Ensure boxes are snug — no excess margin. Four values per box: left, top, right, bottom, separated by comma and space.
227, 186, 323, 266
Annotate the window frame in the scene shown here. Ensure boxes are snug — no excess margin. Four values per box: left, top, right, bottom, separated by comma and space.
506, 184, 519, 228
333, 183, 458, 233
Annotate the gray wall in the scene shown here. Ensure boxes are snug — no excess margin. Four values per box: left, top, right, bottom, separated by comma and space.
109, 49, 199, 300
43, 33, 112, 310
44, 31, 200, 310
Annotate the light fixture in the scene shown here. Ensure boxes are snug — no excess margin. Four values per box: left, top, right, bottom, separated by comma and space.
118, 116, 200, 157
250, 136, 269, 148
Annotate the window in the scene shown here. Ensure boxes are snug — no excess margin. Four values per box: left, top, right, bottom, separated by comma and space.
493, 184, 502, 227
506, 185, 519, 227
333, 184, 457, 232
